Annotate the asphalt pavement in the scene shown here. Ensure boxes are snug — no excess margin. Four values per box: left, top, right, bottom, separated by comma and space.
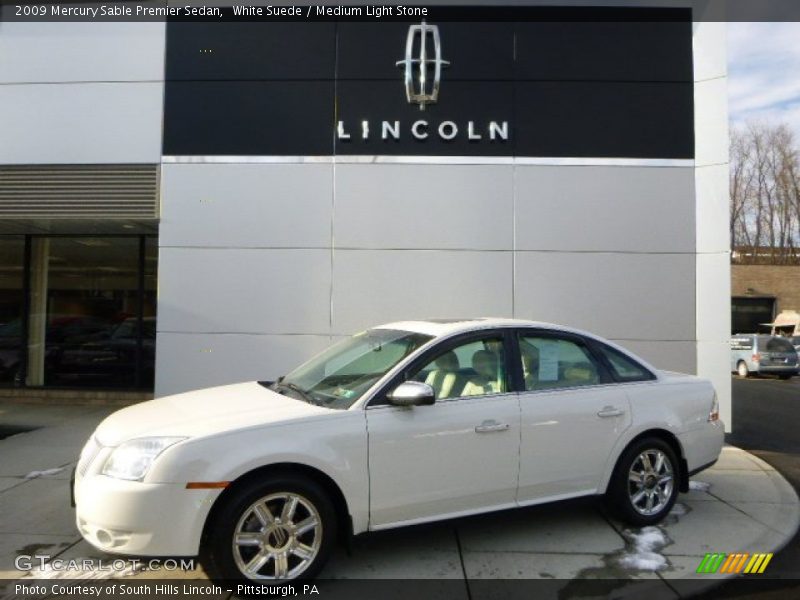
699, 375, 800, 599
728, 376, 800, 576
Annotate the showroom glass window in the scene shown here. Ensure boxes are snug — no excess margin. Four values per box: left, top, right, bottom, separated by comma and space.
0, 237, 25, 387
10, 235, 159, 390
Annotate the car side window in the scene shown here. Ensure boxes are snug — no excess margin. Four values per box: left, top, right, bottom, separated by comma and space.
595, 343, 654, 382
731, 336, 754, 350
518, 335, 601, 391
410, 337, 507, 400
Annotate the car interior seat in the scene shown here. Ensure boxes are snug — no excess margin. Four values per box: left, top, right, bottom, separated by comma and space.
424, 351, 464, 399
462, 349, 504, 396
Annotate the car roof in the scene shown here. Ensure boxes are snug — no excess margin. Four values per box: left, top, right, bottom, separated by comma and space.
373, 317, 592, 339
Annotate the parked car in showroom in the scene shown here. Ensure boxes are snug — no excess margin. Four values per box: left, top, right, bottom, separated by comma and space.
731, 334, 799, 379
73, 318, 723, 582
49, 317, 156, 388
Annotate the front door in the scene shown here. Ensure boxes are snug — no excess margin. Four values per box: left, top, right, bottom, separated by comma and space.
366, 333, 521, 527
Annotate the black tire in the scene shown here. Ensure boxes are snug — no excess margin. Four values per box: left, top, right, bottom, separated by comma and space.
605, 437, 680, 527
200, 474, 337, 584
737, 361, 750, 378
778, 374, 793, 380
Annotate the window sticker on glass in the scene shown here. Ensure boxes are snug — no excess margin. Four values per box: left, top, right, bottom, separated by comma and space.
538, 340, 560, 382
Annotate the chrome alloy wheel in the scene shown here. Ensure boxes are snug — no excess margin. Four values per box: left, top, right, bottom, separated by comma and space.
627, 449, 674, 516
232, 492, 322, 580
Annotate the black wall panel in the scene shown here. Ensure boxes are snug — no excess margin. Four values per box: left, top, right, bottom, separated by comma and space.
515, 82, 695, 159
163, 9, 695, 159
514, 21, 693, 82
166, 23, 336, 80
163, 81, 334, 156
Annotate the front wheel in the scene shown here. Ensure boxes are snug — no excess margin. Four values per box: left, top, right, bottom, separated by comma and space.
778, 374, 793, 380
200, 475, 337, 583
606, 438, 679, 526
737, 361, 750, 378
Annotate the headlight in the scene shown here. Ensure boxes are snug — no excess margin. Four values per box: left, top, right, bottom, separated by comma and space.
102, 437, 186, 481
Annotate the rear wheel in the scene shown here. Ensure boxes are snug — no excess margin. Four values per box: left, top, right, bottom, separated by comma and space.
737, 361, 750, 378
606, 437, 679, 526
779, 374, 793, 380
200, 475, 337, 583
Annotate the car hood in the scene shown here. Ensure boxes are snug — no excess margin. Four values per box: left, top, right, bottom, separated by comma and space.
94, 381, 333, 446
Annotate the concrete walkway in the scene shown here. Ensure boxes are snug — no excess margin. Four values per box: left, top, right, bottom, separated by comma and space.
0, 402, 798, 599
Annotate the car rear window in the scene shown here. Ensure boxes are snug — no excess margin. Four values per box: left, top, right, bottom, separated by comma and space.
763, 336, 796, 353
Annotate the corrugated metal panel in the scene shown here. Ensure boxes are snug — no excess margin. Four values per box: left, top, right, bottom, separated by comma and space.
0, 165, 159, 219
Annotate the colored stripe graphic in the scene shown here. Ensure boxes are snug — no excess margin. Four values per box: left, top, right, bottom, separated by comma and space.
744, 553, 773, 574
697, 553, 773, 574
720, 553, 749, 573
697, 553, 726, 573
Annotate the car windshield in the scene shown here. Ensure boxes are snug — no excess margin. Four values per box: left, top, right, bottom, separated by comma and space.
275, 329, 433, 409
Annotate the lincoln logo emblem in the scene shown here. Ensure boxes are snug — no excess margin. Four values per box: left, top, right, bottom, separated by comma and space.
396, 21, 450, 110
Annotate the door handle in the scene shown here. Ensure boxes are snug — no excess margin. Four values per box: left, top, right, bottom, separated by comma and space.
597, 406, 625, 418
475, 420, 510, 433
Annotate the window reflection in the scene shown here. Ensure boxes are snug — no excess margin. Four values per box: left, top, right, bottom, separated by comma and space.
0, 237, 24, 386
19, 236, 158, 390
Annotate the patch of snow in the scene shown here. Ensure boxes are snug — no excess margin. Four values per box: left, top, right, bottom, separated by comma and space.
618, 551, 668, 571
618, 526, 670, 572
629, 526, 667, 552
24, 467, 64, 479
689, 480, 711, 492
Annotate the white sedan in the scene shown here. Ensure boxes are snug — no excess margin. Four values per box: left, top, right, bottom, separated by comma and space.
73, 318, 724, 582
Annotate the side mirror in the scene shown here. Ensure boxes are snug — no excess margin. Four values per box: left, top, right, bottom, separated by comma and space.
386, 381, 436, 407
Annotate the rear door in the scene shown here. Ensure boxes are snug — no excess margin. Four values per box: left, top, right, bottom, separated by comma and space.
514, 330, 632, 502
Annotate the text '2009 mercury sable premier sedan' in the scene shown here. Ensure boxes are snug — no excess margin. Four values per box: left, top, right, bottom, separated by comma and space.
73, 318, 724, 582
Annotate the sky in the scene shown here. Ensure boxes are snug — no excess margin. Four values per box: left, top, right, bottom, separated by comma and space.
728, 22, 800, 134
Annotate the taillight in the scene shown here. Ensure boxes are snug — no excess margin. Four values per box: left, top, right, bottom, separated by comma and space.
708, 392, 720, 422
752, 353, 761, 363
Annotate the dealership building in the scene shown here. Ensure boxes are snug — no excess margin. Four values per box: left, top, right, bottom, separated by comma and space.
0, 3, 732, 427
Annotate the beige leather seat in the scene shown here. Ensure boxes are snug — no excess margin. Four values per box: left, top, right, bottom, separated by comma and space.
424, 351, 463, 399
462, 350, 503, 396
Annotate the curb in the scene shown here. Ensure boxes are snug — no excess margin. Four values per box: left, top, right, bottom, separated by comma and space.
662, 446, 800, 598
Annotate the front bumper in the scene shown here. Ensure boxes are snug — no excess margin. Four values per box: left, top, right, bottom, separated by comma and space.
74, 473, 222, 556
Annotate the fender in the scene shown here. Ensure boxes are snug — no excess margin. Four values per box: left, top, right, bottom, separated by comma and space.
596, 420, 685, 494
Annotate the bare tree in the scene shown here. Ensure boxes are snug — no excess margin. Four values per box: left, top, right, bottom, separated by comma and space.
730, 122, 800, 264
